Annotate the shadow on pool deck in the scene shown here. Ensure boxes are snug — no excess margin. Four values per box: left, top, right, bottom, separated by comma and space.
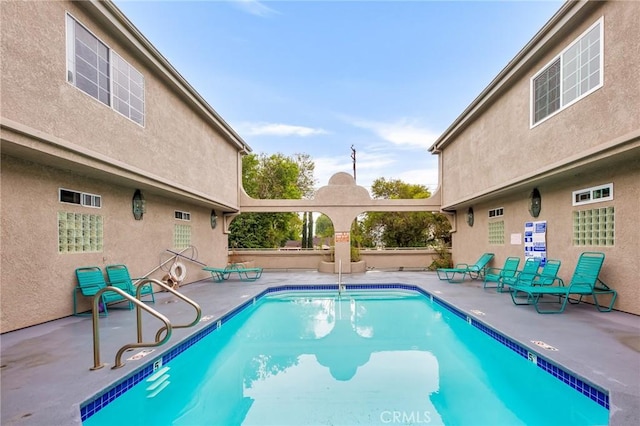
1, 270, 639, 425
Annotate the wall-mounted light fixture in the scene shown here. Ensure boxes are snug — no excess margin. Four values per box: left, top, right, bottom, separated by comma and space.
211, 210, 218, 229
529, 188, 542, 218
132, 189, 146, 220
466, 207, 474, 227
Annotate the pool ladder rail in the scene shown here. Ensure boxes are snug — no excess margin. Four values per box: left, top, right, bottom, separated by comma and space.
338, 259, 346, 295
90, 278, 202, 371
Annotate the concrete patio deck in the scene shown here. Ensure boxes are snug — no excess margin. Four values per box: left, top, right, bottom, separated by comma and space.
1, 270, 639, 425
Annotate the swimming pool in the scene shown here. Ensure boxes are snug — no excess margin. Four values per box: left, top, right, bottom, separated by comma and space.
82, 285, 609, 425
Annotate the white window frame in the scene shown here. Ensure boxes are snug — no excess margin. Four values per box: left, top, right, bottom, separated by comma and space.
530, 17, 604, 127
488, 207, 504, 218
174, 210, 191, 221
59, 188, 102, 208
572, 183, 613, 206
66, 13, 145, 126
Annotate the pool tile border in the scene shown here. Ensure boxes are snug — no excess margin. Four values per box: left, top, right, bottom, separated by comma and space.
80, 283, 609, 421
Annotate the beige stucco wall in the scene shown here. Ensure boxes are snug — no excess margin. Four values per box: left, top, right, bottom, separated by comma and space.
227, 249, 439, 271
440, 1, 640, 205
433, 0, 640, 315
0, 0, 248, 333
1, 155, 229, 332
0, 0, 241, 203
238, 172, 442, 273
450, 155, 639, 314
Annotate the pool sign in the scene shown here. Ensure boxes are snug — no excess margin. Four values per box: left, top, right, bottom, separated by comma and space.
524, 220, 547, 266
334, 232, 350, 243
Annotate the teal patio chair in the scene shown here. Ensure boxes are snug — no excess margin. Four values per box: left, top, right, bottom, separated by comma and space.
74, 266, 133, 316
483, 257, 520, 291
509, 252, 617, 314
531, 259, 563, 286
436, 253, 495, 283
105, 264, 155, 303
500, 257, 542, 293
510, 259, 562, 302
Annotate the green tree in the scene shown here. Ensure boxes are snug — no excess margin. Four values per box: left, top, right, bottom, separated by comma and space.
229, 153, 315, 248
362, 178, 451, 248
315, 214, 334, 238
306, 212, 314, 248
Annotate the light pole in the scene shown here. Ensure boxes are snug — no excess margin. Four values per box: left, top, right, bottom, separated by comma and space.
351, 145, 356, 182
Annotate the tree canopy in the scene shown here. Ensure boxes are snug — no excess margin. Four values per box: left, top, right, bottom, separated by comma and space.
229, 153, 315, 248
361, 178, 451, 248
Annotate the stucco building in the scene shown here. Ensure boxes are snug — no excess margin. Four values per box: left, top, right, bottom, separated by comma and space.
2, 0, 639, 335
429, 0, 640, 314
1, 0, 251, 332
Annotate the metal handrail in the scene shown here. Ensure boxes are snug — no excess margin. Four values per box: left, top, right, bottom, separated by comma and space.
90, 287, 172, 371
133, 279, 202, 343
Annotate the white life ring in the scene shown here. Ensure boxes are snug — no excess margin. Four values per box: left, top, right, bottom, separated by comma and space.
170, 261, 187, 282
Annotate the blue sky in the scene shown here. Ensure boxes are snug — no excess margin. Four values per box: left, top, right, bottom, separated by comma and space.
115, 0, 563, 193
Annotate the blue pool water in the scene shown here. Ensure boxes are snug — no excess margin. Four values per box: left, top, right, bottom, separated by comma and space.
84, 289, 609, 425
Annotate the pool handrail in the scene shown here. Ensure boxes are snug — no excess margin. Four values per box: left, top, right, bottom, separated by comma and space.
140, 278, 202, 343
91, 286, 173, 371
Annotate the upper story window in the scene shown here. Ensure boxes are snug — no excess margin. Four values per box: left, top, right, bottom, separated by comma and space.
531, 18, 603, 127
66, 14, 145, 126
572, 183, 613, 206
488, 207, 504, 218
174, 210, 191, 221
59, 188, 102, 208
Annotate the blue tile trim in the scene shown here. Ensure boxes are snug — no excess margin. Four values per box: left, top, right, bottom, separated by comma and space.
80, 283, 609, 421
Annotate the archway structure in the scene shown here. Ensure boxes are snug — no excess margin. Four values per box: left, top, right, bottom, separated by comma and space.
228, 172, 442, 273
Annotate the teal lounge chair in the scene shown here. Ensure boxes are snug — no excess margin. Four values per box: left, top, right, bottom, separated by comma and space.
483, 257, 520, 291
203, 266, 228, 283
203, 263, 264, 283
105, 264, 155, 303
531, 259, 563, 287
436, 253, 494, 283
510, 259, 562, 302
500, 257, 542, 293
510, 252, 617, 314
74, 266, 133, 316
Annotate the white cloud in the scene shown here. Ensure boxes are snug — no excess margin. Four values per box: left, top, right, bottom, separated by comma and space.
238, 122, 329, 137
230, 0, 279, 17
349, 118, 440, 149
396, 168, 440, 192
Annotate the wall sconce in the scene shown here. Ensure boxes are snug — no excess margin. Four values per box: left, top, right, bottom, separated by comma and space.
529, 188, 542, 218
132, 189, 146, 220
211, 210, 218, 229
466, 207, 474, 227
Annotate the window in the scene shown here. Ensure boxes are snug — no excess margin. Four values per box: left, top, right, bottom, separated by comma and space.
573, 207, 614, 246
112, 52, 145, 125
59, 188, 101, 208
572, 183, 613, 206
66, 14, 145, 125
488, 207, 504, 218
488, 221, 505, 245
174, 211, 191, 221
58, 212, 103, 253
531, 18, 603, 126
66, 15, 110, 106
174, 224, 192, 249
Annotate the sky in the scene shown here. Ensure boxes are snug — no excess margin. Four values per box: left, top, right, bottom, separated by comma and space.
114, 0, 563, 193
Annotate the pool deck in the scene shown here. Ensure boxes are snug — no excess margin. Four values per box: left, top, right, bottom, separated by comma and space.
1, 270, 639, 425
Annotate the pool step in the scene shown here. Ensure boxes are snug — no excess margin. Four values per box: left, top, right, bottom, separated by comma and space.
146, 366, 171, 398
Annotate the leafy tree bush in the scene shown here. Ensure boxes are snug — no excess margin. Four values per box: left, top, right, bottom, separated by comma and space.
362, 178, 451, 248
229, 153, 315, 248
